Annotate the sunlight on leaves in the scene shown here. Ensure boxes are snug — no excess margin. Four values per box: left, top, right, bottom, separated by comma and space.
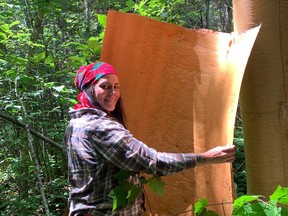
87, 37, 101, 51
97, 14, 107, 28
270, 185, 288, 205
233, 195, 259, 209
194, 198, 208, 214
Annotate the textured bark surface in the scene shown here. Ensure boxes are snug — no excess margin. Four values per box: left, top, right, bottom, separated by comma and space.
234, 0, 288, 197
101, 10, 259, 215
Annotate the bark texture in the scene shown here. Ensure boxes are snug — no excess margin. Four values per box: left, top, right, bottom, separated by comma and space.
233, 0, 288, 197
101, 10, 259, 215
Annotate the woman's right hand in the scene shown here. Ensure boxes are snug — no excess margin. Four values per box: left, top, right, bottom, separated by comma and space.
198, 145, 236, 165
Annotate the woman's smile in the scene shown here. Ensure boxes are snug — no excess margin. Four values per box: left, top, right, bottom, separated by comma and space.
93, 74, 120, 113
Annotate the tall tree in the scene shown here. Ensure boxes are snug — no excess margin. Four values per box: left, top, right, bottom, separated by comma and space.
0, 0, 243, 214
233, 0, 288, 197
205, 0, 210, 29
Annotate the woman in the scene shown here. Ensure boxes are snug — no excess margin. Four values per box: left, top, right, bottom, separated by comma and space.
65, 62, 236, 216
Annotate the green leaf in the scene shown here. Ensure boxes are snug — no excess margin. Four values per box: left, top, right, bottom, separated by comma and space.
76, 44, 88, 51
53, 85, 65, 92
233, 205, 250, 216
206, 210, 219, 216
113, 169, 135, 182
270, 186, 288, 205
147, 176, 166, 197
97, 14, 107, 27
31, 52, 46, 63
44, 82, 55, 87
126, 0, 135, 8
87, 37, 101, 51
126, 186, 142, 204
45, 55, 54, 66
9, 20, 20, 28
139, 0, 148, 8
233, 195, 259, 209
69, 55, 86, 63
0, 24, 12, 35
17, 75, 33, 82
280, 207, 288, 216
68, 99, 77, 104
139, 176, 148, 184
194, 198, 208, 214
243, 203, 254, 215
263, 206, 278, 216
250, 203, 266, 216
13, 56, 28, 64
119, 7, 131, 13
0, 32, 6, 40
98, 32, 105, 42
108, 186, 128, 211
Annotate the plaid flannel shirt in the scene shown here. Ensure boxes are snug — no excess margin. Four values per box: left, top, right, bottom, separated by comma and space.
65, 108, 197, 216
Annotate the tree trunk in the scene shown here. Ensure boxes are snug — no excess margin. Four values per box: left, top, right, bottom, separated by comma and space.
225, 0, 233, 32
205, 0, 210, 29
84, 0, 91, 38
19, 138, 29, 215
101, 10, 260, 215
0, 112, 64, 150
15, 80, 51, 215
233, 0, 288, 197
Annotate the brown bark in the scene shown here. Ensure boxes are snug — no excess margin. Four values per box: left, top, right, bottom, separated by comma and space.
101, 10, 259, 215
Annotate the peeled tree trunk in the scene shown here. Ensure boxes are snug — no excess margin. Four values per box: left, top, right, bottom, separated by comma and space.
101, 10, 260, 215
233, 1, 288, 197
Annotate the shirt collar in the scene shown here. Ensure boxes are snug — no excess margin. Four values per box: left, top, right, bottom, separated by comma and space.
68, 107, 107, 119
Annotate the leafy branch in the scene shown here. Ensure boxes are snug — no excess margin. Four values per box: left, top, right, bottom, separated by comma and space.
0, 111, 64, 151
194, 185, 288, 216
108, 170, 166, 211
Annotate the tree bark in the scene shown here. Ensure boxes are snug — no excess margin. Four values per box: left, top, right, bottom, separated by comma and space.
84, 0, 91, 38
225, 0, 233, 32
233, 0, 288, 197
101, 10, 260, 215
15, 80, 51, 216
205, 0, 210, 29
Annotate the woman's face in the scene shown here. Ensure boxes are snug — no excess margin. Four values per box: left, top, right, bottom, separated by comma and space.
93, 74, 120, 113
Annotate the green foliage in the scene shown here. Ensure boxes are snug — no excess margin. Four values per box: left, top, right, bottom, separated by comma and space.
270, 186, 288, 205
193, 198, 219, 216
108, 170, 141, 210
121, 0, 185, 24
194, 198, 208, 214
0, 149, 67, 215
194, 186, 288, 216
97, 14, 107, 28
108, 170, 166, 211
147, 175, 166, 197
233, 125, 247, 197
0, 0, 239, 214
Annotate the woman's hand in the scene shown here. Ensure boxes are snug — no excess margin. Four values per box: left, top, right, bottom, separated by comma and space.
197, 145, 236, 165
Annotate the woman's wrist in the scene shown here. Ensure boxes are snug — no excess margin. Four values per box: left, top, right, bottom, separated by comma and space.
196, 153, 206, 164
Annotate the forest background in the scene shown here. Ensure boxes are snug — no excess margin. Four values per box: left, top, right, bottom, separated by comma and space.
0, 0, 246, 215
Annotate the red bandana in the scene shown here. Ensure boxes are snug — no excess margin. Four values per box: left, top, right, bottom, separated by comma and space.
74, 62, 118, 109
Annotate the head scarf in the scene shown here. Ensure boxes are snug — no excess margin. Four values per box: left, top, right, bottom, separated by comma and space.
74, 62, 118, 110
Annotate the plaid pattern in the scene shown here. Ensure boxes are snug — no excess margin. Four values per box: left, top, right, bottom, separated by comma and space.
65, 108, 197, 216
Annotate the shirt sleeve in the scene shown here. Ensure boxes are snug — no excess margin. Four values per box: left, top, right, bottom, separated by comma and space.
91, 118, 197, 176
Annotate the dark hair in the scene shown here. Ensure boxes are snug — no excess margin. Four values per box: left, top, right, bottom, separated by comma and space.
84, 84, 127, 128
